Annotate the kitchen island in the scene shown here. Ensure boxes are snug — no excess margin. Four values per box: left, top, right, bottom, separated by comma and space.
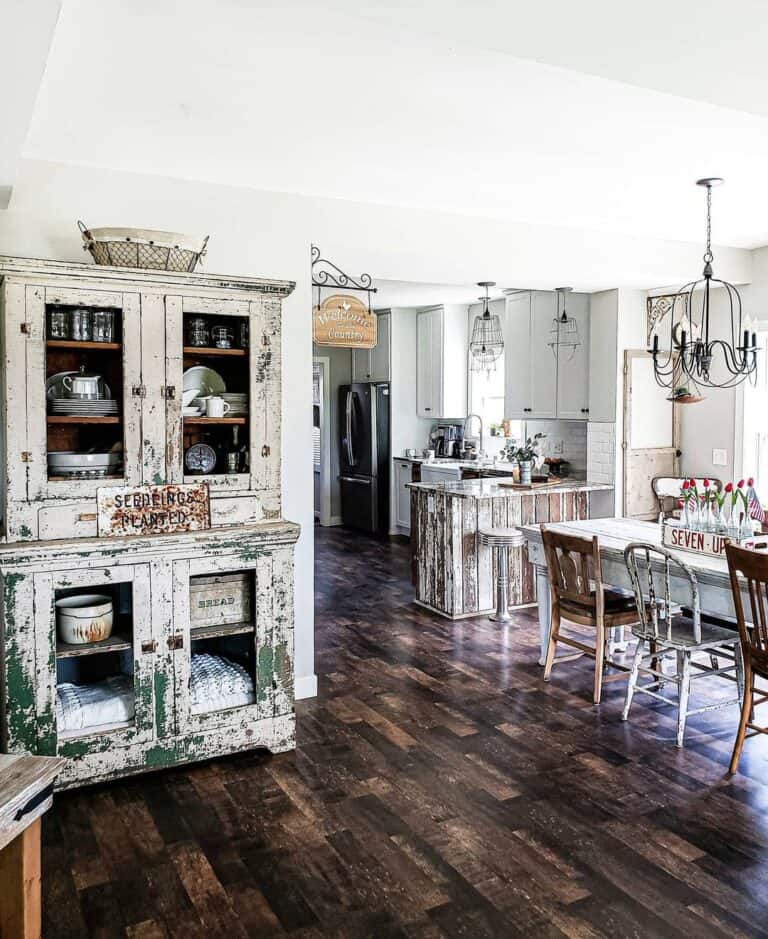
407, 477, 613, 619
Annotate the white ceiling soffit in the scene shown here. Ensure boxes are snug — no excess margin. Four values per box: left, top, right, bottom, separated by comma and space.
20, 0, 768, 248
0, 0, 61, 208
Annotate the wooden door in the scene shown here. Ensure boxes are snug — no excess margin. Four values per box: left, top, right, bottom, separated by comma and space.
24, 285, 143, 503
171, 547, 294, 737
31, 563, 157, 758
504, 292, 532, 419
556, 293, 590, 419
623, 349, 680, 518
530, 292, 558, 418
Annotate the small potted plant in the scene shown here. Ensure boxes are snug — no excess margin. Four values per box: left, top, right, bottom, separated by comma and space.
512, 433, 546, 485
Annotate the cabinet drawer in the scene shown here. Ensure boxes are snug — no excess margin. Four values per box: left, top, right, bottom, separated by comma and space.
38, 503, 98, 539
210, 495, 264, 526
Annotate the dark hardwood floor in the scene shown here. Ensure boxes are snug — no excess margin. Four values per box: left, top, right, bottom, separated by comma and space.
42, 527, 768, 938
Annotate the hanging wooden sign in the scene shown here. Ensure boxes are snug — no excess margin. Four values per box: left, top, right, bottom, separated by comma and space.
312, 294, 377, 349
97, 483, 211, 536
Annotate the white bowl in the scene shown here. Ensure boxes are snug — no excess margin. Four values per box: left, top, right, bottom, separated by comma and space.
56, 594, 114, 644
182, 388, 200, 407
48, 451, 120, 468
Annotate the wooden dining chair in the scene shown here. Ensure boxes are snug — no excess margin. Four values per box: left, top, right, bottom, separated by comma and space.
542, 527, 638, 704
623, 543, 743, 748
725, 543, 768, 774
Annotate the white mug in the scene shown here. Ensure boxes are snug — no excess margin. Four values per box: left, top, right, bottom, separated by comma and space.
206, 396, 231, 418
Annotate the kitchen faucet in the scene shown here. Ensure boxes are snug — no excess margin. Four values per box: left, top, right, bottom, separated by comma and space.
464, 413, 484, 458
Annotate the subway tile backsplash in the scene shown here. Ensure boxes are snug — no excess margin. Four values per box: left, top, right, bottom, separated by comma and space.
525, 419, 588, 478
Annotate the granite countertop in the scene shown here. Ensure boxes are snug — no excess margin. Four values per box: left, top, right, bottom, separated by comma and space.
406, 477, 614, 498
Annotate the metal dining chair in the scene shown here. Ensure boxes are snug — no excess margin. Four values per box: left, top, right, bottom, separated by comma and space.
725, 543, 768, 774
623, 542, 743, 748
542, 527, 639, 704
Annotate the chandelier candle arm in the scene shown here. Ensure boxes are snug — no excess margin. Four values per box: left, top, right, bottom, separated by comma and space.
650, 178, 758, 392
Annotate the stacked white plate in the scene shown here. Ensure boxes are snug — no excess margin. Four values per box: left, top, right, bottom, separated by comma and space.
221, 393, 248, 416
48, 451, 122, 478
50, 398, 119, 416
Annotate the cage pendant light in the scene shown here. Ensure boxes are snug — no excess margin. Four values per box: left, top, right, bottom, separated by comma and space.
470, 281, 504, 375
651, 178, 758, 391
548, 287, 580, 361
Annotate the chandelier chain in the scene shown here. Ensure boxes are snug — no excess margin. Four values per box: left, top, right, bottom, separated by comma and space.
704, 184, 713, 264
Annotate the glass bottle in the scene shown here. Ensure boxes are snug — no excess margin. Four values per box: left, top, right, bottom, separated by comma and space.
187, 316, 209, 347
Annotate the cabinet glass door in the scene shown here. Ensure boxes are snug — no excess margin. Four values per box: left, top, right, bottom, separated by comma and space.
32, 563, 156, 758
165, 294, 280, 496
23, 285, 143, 501
171, 549, 294, 736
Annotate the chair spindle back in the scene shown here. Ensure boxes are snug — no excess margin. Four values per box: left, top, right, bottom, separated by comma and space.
725, 543, 768, 676
542, 528, 602, 611
624, 542, 701, 643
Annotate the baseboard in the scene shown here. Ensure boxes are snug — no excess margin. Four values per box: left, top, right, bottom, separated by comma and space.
295, 674, 318, 700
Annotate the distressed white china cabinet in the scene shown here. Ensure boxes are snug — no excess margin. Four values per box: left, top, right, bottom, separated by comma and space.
0, 256, 298, 788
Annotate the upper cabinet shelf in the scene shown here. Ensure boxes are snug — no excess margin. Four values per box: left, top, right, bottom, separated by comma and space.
183, 345, 247, 357
47, 339, 122, 351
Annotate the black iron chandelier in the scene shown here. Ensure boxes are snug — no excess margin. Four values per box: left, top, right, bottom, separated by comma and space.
469, 281, 504, 374
651, 178, 758, 391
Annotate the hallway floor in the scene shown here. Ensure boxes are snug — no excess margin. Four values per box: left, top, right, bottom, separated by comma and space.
43, 528, 768, 937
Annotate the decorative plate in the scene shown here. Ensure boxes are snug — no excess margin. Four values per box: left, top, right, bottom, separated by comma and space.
183, 366, 226, 397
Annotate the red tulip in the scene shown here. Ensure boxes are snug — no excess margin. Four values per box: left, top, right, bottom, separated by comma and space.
682, 480, 690, 490
748, 477, 755, 487
725, 482, 733, 493
738, 479, 745, 488
703, 478, 710, 487
690, 478, 697, 486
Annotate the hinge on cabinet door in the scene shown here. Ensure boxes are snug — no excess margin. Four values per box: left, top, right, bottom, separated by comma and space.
161, 385, 176, 399
141, 640, 158, 654
132, 384, 147, 398
167, 634, 184, 650
20, 451, 32, 462
20, 323, 31, 335
261, 445, 271, 457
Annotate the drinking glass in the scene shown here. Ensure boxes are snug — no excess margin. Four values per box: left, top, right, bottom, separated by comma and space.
187, 316, 210, 347
71, 308, 92, 342
212, 325, 233, 349
92, 310, 115, 343
47, 308, 70, 339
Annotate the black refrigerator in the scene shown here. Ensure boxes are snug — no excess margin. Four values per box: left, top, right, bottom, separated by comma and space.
339, 382, 390, 533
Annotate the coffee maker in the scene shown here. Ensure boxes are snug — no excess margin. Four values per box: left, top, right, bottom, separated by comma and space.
434, 423, 464, 458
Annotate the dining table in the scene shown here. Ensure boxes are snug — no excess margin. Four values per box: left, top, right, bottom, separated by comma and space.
523, 517, 759, 665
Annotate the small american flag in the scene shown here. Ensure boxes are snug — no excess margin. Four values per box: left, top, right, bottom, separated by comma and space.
748, 486, 766, 523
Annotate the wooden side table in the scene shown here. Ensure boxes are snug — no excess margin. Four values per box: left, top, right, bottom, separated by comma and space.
0, 754, 64, 939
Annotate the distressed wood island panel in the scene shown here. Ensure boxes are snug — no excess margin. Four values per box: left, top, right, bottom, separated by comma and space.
409, 479, 611, 619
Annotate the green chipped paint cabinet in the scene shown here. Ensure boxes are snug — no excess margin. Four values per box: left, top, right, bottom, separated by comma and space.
0, 257, 299, 788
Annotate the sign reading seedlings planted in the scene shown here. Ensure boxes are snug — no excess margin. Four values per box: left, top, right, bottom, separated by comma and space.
312, 293, 377, 349
97, 483, 211, 536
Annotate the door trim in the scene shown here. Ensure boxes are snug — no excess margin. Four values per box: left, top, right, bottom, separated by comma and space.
313, 356, 332, 527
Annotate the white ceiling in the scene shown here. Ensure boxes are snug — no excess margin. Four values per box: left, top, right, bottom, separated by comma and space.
12, 0, 768, 251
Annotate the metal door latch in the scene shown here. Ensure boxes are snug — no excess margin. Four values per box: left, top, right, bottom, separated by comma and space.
141, 640, 158, 654
132, 384, 147, 398
161, 385, 176, 399
168, 634, 184, 650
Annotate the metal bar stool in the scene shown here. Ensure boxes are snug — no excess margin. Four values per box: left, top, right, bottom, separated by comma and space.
479, 527, 525, 622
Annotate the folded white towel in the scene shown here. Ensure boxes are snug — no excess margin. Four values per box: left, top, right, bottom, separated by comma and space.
190, 652, 255, 714
56, 675, 135, 732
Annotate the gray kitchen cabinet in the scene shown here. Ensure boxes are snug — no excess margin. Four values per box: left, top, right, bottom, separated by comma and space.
352, 311, 390, 382
504, 290, 590, 420
416, 305, 467, 419
394, 459, 412, 533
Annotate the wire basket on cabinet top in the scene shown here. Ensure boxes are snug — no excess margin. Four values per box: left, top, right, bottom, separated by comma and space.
78, 220, 209, 272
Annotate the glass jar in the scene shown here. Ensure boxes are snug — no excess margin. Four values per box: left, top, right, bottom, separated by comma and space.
70, 308, 92, 342
211, 325, 233, 349
47, 308, 70, 339
187, 316, 209, 347
92, 309, 115, 343
239, 320, 249, 349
